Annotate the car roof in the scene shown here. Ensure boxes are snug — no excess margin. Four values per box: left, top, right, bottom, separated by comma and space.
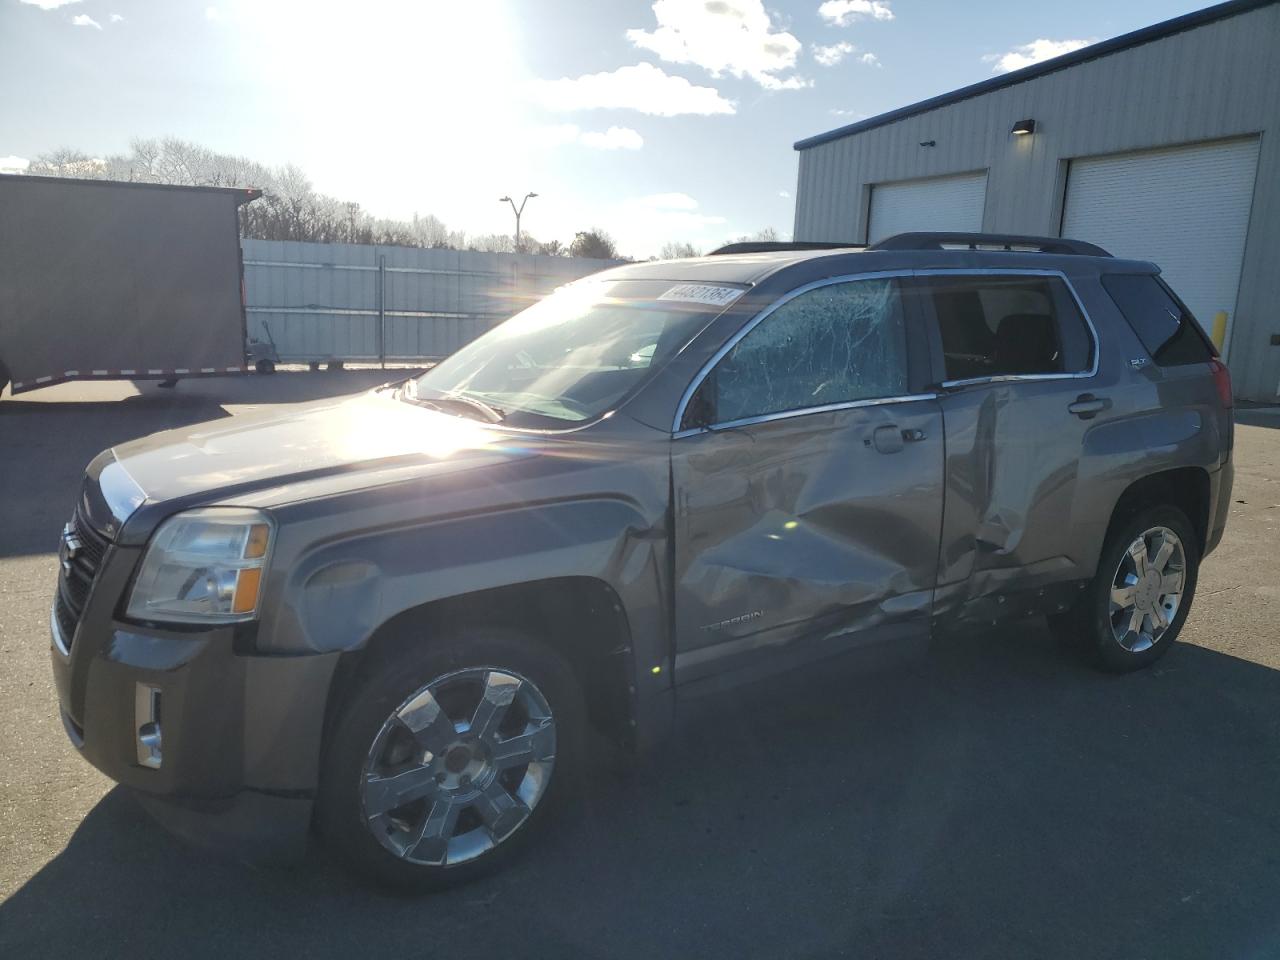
593, 248, 1160, 288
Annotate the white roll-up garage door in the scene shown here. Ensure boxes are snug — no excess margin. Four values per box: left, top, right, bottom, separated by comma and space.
1061, 137, 1260, 358
868, 171, 987, 244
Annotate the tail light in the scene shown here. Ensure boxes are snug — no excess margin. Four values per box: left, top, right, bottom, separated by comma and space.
1208, 358, 1233, 409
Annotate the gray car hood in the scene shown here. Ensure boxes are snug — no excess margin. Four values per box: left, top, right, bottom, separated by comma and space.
93, 390, 544, 542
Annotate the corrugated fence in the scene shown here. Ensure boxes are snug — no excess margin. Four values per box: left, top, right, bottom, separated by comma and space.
242, 239, 622, 362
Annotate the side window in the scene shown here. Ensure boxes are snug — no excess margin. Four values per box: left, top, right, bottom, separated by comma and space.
928, 275, 1094, 382
685, 277, 909, 428
1101, 273, 1216, 366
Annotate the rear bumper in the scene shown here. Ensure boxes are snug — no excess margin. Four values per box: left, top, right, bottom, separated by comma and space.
51, 601, 339, 862
1204, 456, 1233, 557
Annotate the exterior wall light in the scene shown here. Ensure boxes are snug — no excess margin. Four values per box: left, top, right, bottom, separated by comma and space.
1011, 118, 1036, 136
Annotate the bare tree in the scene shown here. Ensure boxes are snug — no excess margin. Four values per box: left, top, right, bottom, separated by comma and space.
659, 241, 701, 259
468, 233, 516, 254
725, 227, 781, 245
22, 136, 615, 255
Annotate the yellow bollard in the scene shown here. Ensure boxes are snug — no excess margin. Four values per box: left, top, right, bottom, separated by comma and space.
1211, 311, 1228, 351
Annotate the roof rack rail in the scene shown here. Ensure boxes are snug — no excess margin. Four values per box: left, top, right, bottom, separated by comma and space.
708, 240, 863, 256
867, 232, 1111, 257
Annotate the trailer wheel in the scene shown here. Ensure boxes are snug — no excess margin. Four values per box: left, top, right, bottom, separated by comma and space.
256, 358, 276, 375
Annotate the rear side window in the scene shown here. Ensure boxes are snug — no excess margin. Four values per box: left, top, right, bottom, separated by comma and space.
1101, 273, 1216, 366
925, 275, 1094, 382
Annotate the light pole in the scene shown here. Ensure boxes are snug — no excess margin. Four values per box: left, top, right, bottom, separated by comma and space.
499, 192, 537, 253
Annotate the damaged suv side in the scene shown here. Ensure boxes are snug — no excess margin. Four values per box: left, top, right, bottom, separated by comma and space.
50, 233, 1233, 890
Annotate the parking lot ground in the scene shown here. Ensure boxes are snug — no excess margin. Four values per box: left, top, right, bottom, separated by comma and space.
2, 375, 1278, 959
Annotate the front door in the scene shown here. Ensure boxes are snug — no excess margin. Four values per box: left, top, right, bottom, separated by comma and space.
670, 275, 944, 686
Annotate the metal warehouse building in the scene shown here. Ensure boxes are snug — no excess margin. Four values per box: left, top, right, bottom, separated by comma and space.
792, 0, 1280, 401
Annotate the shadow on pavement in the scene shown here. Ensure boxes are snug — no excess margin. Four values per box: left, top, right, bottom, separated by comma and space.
4, 628, 1279, 960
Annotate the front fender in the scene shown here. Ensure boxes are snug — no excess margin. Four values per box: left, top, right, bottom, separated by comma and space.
256, 493, 670, 710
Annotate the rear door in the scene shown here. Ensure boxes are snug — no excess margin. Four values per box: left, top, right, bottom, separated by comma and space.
918, 270, 1118, 614
670, 275, 944, 686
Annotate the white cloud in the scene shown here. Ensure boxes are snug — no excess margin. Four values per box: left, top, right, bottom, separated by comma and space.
983, 37, 1092, 73
859, 52, 881, 67
640, 192, 700, 210
580, 126, 644, 150
620, 193, 727, 244
813, 41, 854, 66
0, 156, 31, 173
818, 0, 894, 26
829, 107, 867, 118
17, 0, 82, 9
627, 0, 807, 91
536, 124, 644, 150
532, 62, 735, 116
71, 13, 101, 28
778, 190, 791, 198
109, 13, 124, 22
205, 6, 220, 21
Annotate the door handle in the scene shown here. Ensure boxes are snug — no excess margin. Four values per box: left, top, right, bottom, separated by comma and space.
1068, 394, 1110, 420
871, 424, 905, 454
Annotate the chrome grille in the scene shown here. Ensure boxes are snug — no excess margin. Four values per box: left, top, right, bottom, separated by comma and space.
54, 504, 111, 652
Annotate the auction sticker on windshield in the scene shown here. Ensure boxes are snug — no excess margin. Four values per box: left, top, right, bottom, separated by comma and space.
657, 283, 745, 307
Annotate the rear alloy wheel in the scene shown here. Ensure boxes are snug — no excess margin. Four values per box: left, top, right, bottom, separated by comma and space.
319, 629, 581, 891
361, 667, 556, 867
1051, 505, 1199, 672
1107, 527, 1187, 654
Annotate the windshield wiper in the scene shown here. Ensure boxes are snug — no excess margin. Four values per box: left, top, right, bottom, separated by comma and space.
402, 382, 504, 424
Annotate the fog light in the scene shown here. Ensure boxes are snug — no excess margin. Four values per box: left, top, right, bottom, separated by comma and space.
135, 683, 162, 769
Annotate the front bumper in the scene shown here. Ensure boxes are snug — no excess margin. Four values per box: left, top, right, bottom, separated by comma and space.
51, 591, 340, 862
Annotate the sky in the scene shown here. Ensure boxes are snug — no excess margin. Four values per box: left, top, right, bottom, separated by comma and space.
0, 0, 1217, 257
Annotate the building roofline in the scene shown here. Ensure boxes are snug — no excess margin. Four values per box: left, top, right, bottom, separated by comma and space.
0, 173, 262, 205
794, 0, 1276, 151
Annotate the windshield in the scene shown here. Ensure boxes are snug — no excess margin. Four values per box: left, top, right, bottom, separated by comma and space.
409, 278, 743, 428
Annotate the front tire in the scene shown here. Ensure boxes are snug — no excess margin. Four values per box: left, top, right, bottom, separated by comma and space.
318, 627, 583, 891
1050, 506, 1199, 673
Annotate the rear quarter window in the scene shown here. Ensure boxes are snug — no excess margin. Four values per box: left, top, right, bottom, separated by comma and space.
1101, 274, 1216, 366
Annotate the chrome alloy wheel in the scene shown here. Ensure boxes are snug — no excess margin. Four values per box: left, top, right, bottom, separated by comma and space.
360, 668, 556, 867
1109, 526, 1187, 653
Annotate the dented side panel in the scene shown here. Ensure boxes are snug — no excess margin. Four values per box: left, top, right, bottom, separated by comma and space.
671, 400, 944, 684
933, 376, 1110, 604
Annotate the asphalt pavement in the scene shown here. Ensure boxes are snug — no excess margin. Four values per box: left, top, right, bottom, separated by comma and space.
2, 373, 1279, 959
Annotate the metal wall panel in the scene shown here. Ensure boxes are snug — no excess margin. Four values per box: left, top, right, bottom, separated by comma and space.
793, 2, 1280, 398
243, 240, 621, 363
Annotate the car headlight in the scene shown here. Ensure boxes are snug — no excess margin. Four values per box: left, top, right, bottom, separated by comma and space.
126, 508, 274, 624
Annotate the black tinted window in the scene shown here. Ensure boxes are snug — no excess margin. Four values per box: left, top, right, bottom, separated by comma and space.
928, 276, 1093, 381
689, 277, 909, 427
1101, 273, 1215, 366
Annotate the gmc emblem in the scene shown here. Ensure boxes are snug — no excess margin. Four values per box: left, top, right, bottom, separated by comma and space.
60, 523, 82, 574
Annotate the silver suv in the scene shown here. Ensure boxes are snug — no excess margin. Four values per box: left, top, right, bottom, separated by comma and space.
50, 232, 1233, 890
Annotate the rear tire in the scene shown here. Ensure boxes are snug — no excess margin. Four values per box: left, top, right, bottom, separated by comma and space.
255, 358, 276, 375
1049, 505, 1199, 673
318, 626, 583, 892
